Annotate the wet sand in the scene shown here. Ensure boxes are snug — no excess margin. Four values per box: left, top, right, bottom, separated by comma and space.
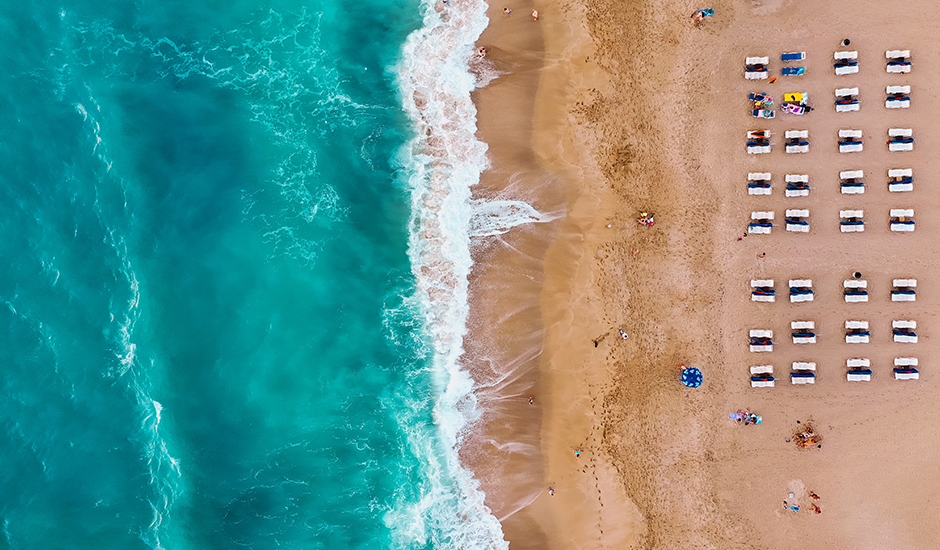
469, 0, 940, 548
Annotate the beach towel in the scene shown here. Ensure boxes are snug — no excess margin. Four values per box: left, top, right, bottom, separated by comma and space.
699, 8, 714, 17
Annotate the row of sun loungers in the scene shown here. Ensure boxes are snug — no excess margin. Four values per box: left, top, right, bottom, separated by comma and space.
750, 321, 919, 348
747, 210, 916, 233
748, 129, 914, 153
749, 357, 920, 387
750, 279, 917, 302
745, 51, 912, 79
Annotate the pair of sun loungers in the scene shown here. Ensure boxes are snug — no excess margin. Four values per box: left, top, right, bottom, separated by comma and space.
840, 170, 864, 194
886, 86, 911, 108
791, 321, 815, 344
835, 88, 859, 112
834, 51, 858, 75
838, 129, 863, 152
888, 128, 914, 151
745, 53, 806, 80
886, 50, 911, 73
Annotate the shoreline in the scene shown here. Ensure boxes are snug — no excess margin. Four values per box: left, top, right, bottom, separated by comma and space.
463, 0, 645, 545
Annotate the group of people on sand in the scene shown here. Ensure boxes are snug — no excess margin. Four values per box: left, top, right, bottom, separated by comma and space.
784, 491, 822, 514
453, 4, 537, 58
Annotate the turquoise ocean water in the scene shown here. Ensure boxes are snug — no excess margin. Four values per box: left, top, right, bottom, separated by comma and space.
0, 0, 510, 548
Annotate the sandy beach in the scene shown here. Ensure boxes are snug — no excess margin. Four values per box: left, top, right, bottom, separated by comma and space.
466, 0, 940, 548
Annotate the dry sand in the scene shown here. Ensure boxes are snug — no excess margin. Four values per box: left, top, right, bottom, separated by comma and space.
467, 0, 940, 548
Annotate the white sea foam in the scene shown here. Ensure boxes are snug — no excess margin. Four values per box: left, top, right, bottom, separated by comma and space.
387, 0, 552, 547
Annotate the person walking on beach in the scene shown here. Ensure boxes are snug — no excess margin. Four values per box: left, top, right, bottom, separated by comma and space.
532, 10, 538, 20
503, 7, 512, 15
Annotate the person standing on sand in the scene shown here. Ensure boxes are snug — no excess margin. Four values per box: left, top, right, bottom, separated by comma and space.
503, 7, 512, 15
532, 10, 538, 20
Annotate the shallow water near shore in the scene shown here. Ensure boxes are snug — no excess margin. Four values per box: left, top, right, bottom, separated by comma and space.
0, 0, 524, 547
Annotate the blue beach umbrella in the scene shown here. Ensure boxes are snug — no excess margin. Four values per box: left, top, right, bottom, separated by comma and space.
681, 366, 703, 388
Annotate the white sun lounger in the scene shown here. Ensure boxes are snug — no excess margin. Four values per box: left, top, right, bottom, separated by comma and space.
886, 50, 911, 73
791, 321, 815, 330
745, 56, 770, 79
893, 320, 917, 329
785, 174, 810, 197
839, 129, 863, 152
835, 87, 860, 112
789, 279, 814, 303
892, 279, 917, 302
791, 372, 816, 384
751, 377, 776, 387
792, 361, 816, 371
889, 168, 913, 192
847, 370, 872, 382
845, 320, 870, 343
750, 365, 774, 375
844, 279, 869, 303
889, 128, 913, 151
747, 172, 772, 195
840, 210, 865, 232
890, 209, 915, 232
785, 130, 809, 153
847, 358, 870, 369
749, 211, 774, 234
894, 357, 919, 380
785, 209, 810, 233
840, 170, 865, 194
835, 51, 859, 75
751, 279, 775, 302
